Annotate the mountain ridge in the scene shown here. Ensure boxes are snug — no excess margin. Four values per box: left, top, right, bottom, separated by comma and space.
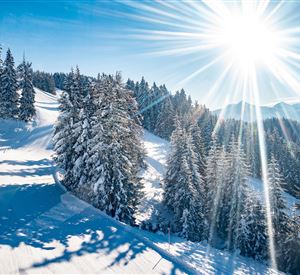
213, 100, 300, 121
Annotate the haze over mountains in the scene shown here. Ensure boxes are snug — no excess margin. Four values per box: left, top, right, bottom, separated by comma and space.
213, 100, 300, 121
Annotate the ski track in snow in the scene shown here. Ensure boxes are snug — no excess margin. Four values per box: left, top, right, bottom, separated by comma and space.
0, 88, 281, 274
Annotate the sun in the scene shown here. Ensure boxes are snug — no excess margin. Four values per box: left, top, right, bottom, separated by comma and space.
216, 11, 280, 71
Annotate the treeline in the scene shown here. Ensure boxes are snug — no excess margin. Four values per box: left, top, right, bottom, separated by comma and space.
32, 71, 55, 94
126, 78, 195, 139
0, 46, 35, 121
53, 69, 144, 225
161, 120, 300, 273
33, 71, 94, 94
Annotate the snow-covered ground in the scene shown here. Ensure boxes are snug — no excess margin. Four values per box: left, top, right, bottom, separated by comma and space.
136, 131, 169, 224
249, 177, 300, 217
0, 88, 281, 274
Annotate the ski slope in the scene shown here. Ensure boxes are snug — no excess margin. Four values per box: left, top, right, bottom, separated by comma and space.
0, 88, 280, 274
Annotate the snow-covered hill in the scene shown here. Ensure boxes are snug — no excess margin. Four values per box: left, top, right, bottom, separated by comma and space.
0, 88, 280, 274
213, 101, 300, 122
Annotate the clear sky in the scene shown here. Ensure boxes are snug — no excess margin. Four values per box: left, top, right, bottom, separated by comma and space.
1, 0, 300, 110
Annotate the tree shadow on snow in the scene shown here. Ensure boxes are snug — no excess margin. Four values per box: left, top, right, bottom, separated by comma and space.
0, 182, 185, 274
0, 119, 53, 150
0, 159, 54, 178
37, 105, 59, 112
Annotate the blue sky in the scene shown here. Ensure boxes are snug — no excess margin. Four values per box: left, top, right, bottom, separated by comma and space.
1, 1, 300, 109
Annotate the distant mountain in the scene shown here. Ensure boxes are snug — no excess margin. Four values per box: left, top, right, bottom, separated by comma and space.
213, 101, 300, 122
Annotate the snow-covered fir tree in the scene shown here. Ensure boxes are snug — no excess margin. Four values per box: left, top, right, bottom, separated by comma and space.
205, 135, 263, 256
142, 82, 157, 131
236, 190, 268, 261
0, 49, 19, 119
88, 73, 144, 224
32, 70, 55, 94
150, 84, 167, 132
183, 129, 207, 240
224, 138, 251, 250
279, 206, 300, 274
53, 70, 76, 186
267, 154, 294, 269
126, 77, 196, 140
71, 85, 94, 191
154, 95, 175, 139
190, 121, 206, 175
66, 67, 85, 189
56, 67, 90, 188
53, 72, 67, 90
268, 155, 289, 234
134, 77, 151, 127
205, 136, 224, 243
163, 119, 206, 241
18, 59, 36, 121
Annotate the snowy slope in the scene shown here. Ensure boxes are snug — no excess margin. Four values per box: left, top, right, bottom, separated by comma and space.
249, 177, 300, 217
0, 88, 280, 274
136, 131, 169, 224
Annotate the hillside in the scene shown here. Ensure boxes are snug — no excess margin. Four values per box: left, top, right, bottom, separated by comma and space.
0, 88, 280, 274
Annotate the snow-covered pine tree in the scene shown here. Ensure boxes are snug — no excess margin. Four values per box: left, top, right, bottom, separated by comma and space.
125, 78, 135, 92
267, 154, 292, 268
71, 83, 95, 193
134, 77, 150, 127
163, 119, 206, 241
225, 137, 251, 250
88, 73, 144, 224
18, 59, 36, 121
65, 66, 85, 189
268, 154, 289, 231
163, 119, 185, 212
280, 208, 300, 274
53, 70, 76, 187
124, 81, 146, 169
198, 109, 215, 156
71, 66, 84, 111
206, 143, 229, 244
172, 89, 193, 116
184, 129, 207, 240
155, 85, 169, 127
205, 135, 220, 190
236, 190, 268, 261
206, 135, 253, 249
245, 124, 261, 178
154, 95, 175, 139
142, 82, 156, 131
190, 121, 206, 175
32, 70, 55, 94
0, 49, 19, 119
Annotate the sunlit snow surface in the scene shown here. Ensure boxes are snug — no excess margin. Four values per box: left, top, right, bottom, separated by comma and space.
0, 88, 282, 274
